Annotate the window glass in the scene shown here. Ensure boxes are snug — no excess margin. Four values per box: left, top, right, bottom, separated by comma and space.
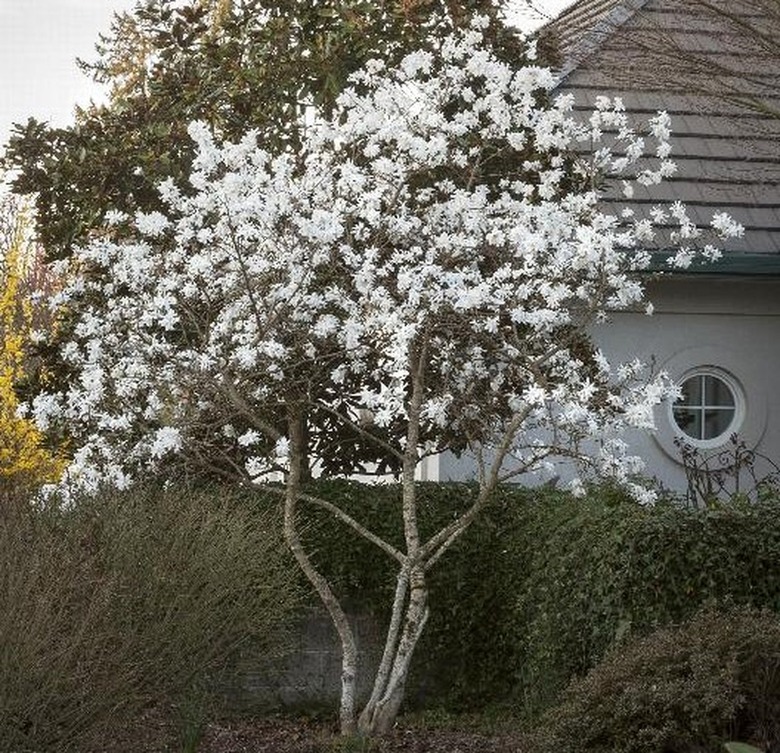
672, 407, 700, 438
705, 375, 735, 407
703, 409, 734, 438
677, 378, 702, 406
672, 372, 738, 443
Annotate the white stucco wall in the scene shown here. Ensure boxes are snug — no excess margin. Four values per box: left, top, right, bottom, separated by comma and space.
436, 276, 780, 495
595, 276, 780, 492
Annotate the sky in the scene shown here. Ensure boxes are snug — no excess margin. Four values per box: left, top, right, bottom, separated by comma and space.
0, 0, 137, 145
0, 0, 574, 150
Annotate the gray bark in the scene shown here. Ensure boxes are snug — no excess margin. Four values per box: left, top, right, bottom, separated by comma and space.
283, 410, 359, 735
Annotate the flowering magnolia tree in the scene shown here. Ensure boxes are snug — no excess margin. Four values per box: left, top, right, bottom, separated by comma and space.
33, 22, 742, 735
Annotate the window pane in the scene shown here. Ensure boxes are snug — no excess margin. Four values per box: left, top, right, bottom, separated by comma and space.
673, 371, 740, 444
703, 408, 735, 439
677, 376, 703, 407
704, 375, 735, 407
673, 407, 702, 439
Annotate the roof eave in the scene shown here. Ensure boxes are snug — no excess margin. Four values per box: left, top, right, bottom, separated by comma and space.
648, 252, 780, 278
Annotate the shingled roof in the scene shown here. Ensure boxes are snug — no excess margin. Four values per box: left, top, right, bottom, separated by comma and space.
542, 0, 780, 273
543, 0, 648, 78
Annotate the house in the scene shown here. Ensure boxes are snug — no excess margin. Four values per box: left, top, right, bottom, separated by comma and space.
428, 0, 780, 495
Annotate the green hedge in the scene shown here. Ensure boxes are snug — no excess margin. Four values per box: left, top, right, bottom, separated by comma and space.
288, 480, 537, 709
514, 491, 780, 718
290, 482, 780, 716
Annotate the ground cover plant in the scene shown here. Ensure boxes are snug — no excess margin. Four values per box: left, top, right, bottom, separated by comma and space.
84, 707, 527, 753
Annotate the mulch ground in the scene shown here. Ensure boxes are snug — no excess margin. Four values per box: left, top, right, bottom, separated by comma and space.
101, 709, 526, 753
199, 716, 524, 752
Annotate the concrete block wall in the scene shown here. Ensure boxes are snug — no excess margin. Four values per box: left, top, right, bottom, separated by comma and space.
218, 609, 383, 712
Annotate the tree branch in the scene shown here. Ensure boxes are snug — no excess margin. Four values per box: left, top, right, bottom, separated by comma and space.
262, 484, 406, 564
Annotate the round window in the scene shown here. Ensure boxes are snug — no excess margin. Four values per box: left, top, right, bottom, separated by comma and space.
671, 370, 742, 445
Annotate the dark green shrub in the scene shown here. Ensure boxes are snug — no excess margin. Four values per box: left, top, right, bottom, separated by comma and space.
529, 607, 780, 753
288, 482, 780, 716
514, 491, 780, 717
410, 485, 539, 708
0, 484, 299, 753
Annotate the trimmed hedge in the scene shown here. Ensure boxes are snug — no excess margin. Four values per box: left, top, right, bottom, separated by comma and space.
294, 480, 537, 709
513, 491, 780, 717
290, 481, 780, 716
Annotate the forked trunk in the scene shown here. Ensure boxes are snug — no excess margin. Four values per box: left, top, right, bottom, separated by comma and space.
357, 568, 429, 736
356, 350, 430, 736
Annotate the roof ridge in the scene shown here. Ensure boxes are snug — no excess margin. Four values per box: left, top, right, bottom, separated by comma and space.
545, 0, 652, 81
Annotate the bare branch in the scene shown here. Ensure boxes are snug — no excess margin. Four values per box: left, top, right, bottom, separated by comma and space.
262, 484, 406, 564
314, 400, 405, 463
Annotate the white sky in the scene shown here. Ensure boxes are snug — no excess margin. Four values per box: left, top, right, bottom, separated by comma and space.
0, 0, 574, 149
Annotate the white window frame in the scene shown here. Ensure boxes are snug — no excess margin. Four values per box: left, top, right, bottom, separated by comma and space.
669, 367, 745, 449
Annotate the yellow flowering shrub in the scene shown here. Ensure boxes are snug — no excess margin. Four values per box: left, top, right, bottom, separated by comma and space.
0, 195, 63, 489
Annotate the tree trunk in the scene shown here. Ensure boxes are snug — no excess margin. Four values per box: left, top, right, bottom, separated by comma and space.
283, 411, 359, 735
357, 565, 429, 736
358, 353, 429, 737
297, 412, 312, 483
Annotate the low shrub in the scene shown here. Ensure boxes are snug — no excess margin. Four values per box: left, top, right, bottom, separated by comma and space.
0, 490, 134, 753
0, 483, 300, 753
528, 606, 780, 753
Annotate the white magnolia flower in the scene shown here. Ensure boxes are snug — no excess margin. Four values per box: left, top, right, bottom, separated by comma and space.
135, 211, 171, 237
34, 21, 735, 502
149, 427, 183, 459
238, 429, 261, 447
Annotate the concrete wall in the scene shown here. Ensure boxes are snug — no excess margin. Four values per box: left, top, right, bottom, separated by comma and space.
218, 609, 382, 712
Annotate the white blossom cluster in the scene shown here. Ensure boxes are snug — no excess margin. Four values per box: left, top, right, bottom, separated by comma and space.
34, 21, 743, 499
